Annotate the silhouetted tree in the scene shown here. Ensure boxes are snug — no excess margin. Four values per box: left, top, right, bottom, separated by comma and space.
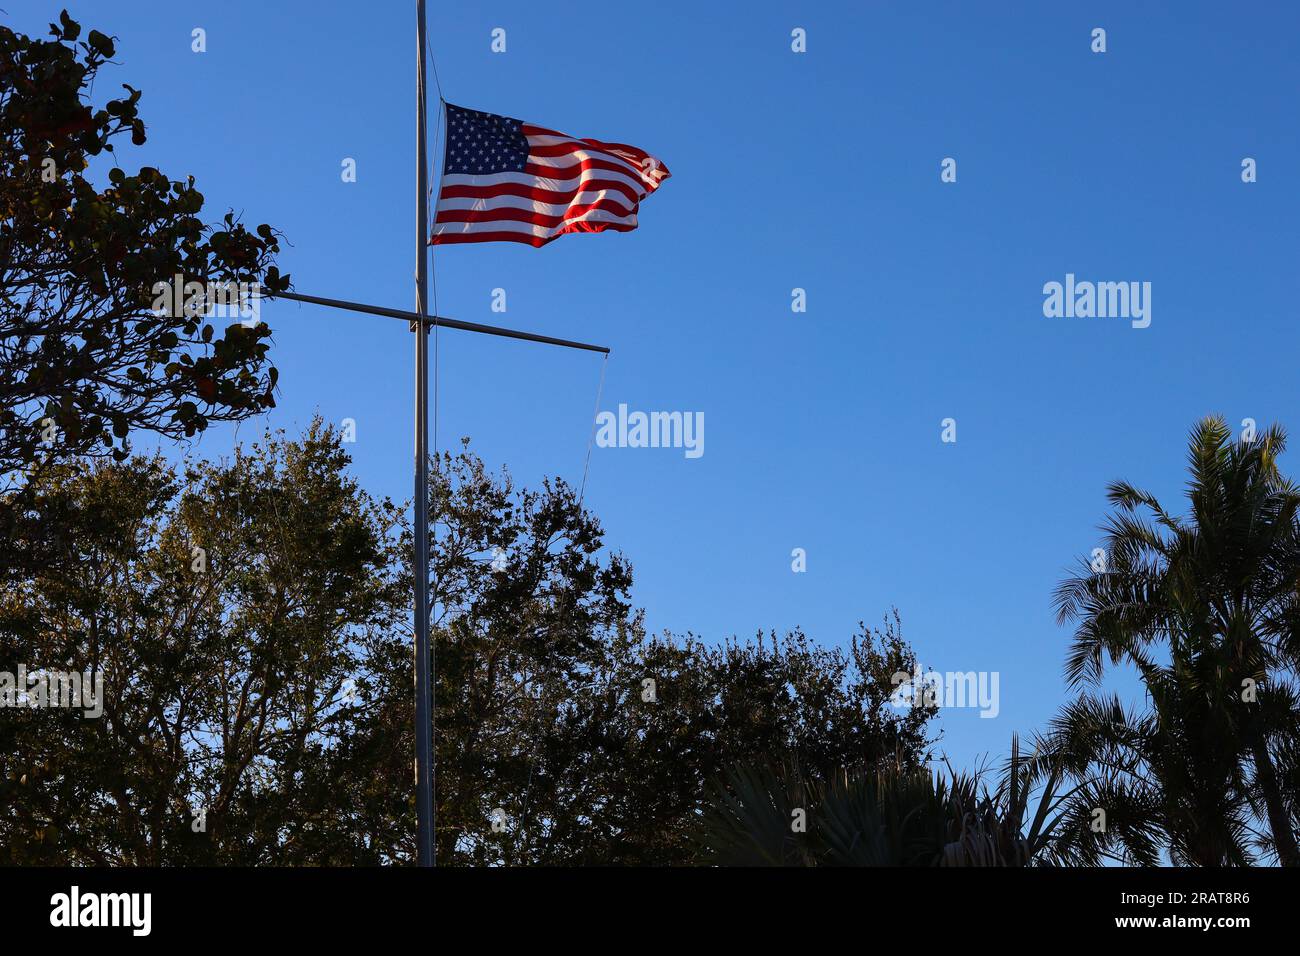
1, 11, 289, 577
0, 424, 934, 865
1051, 417, 1300, 865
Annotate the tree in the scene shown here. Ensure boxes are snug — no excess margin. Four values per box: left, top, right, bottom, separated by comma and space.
1, 11, 289, 572
694, 735, 1082, 866
0, 422, 404, 864
425, 609, 933, 864
1035, 691, 1255, 866
0, 424, 934, 865
1051, 416, 1300, 865
357, 444, 935, 865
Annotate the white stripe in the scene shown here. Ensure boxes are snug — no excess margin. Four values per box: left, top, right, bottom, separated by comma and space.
524, 136, 663, 190
436, 190, 637, 218
440, 169, 648, 200
431, 208, 637, 239
531, 152, 659, 191
526, 134, 645, 172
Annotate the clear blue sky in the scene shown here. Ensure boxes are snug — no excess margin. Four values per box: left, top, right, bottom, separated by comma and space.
12, 0, 1300, 772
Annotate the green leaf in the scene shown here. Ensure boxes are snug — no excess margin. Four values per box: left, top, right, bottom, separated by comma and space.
59, 10, 81, 41
87, 29, 115, 58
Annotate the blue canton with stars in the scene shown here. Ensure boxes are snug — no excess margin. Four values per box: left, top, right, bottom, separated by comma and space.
443, 104, 530, 175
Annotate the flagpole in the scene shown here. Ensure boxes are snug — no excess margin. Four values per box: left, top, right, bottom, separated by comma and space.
270, 290, 609, 353
413, 0, 435, 868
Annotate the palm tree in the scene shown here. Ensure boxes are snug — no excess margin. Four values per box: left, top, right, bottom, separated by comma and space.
1038, 690, 1255, 865
695, 737, 1082, 866
1052, 416, 1300, 865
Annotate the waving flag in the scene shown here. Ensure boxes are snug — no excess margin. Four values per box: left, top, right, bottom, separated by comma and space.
430, 103, 670, 248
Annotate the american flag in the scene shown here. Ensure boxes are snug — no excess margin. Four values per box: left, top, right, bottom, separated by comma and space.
430, 103, 670, 248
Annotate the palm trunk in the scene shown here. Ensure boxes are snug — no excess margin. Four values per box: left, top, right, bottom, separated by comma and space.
1248, 725, 1300, 866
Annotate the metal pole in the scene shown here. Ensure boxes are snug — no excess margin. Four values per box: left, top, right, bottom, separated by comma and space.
413, 0, 435, 868
268, 289, 610, 355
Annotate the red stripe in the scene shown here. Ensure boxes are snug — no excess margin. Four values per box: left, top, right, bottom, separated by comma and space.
432, 230, 549, 248
527, 139, 633, 161
430, 220, 638, 248
552, 218, 637, 236
529, 133, 664, 181
440, 177, 641, 206
524, 134, 649, 178
522, 124, 654, 161
435, 198, 636, 229
523, 156, 649, 188
584, 138, 653, 160
521, 123, 568, 139
528, 145, 669, 192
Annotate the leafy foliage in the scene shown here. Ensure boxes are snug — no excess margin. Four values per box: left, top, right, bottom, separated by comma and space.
0, 11, 289, 496
695, 735, 1084, 866
0, 424, 934, 865
0, 423, 403, 863
1049, 416, 1300, 865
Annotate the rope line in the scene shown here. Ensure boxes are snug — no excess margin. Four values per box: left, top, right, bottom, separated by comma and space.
426, 36, 446, 105
578, 352, 608, 505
